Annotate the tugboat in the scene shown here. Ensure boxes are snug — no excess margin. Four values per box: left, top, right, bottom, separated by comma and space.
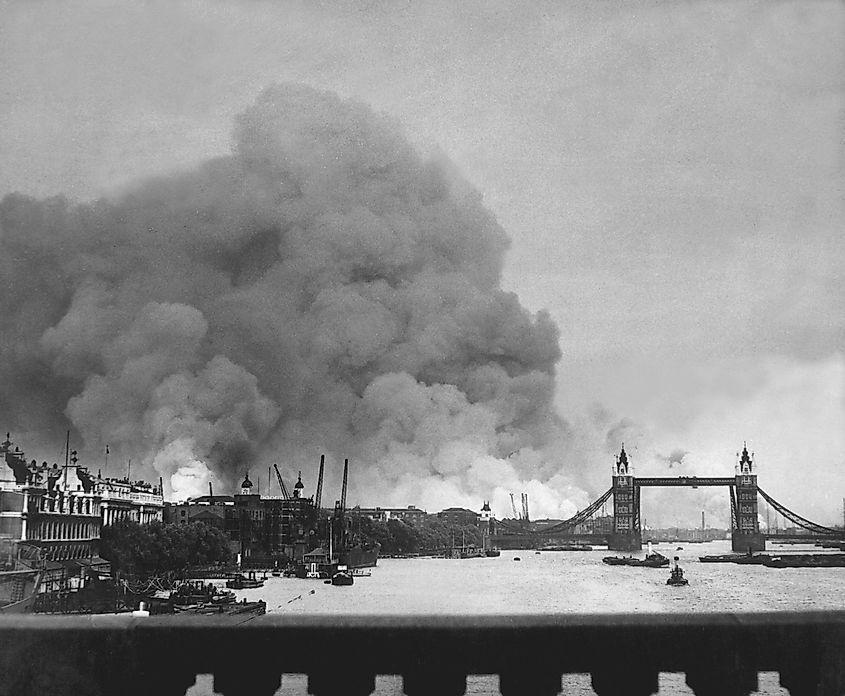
666, 556, 689, 586
330, 565, 354, 586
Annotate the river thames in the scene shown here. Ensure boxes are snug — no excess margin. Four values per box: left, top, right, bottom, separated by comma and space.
188, 540, 845, 695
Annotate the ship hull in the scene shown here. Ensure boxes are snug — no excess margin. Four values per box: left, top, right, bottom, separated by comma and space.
338, 544, 380, 568
0, 570, 41, 614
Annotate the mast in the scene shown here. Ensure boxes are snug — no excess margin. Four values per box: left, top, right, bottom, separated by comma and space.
338, 459, 348, 549
329, 516, 333, 562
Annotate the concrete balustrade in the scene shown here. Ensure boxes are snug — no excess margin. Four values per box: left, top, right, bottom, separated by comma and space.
0, 612, 843, 696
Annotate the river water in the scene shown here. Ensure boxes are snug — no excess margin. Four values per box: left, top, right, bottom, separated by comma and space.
188, 540, 845, 695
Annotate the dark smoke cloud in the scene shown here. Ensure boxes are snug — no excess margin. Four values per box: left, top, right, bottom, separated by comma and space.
0, 84, 575, 514
656, 448, 689, 469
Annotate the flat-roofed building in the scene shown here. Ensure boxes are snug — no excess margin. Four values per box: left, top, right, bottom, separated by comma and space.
436, 507, 481, 527
354, 505, 428, 526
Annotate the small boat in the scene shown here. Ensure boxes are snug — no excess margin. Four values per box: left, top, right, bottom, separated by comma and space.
226, 572, 265, 589
513, 557, 521, 562
699, 553, 760, 564
174, 599, 267, 617
700, 553, 845, 568
666, 557, 689, 586
602, 553, 669, 568
603, 543, 669, 568
535, 551, 541, 555
484, 549, 501, 557
170, 581, 235, 606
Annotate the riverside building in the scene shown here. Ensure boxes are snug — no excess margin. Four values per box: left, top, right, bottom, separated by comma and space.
0, 434, 163, 592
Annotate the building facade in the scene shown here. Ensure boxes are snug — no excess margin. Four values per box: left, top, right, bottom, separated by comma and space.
1, 435, 102, 564
164, 495, 235, 530
1, 434, 166, 593
436, 507, 481, 527
95, 477, 163, 527
354, 505, 428, 526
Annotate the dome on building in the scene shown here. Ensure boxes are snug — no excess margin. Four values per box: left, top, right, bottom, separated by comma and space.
241, 474, 253, 490
294, 472, 304, 489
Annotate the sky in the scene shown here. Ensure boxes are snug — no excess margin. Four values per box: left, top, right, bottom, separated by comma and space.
1, 0, 843, 525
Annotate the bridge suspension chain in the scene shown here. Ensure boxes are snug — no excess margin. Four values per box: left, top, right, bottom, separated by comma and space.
538, 487, 613, 535
757, 486, 844, 537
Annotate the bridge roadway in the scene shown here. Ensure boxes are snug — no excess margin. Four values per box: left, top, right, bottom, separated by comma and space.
634, 477, 736, 487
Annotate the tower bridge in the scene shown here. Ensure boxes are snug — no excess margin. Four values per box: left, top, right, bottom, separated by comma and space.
494, 444, 845, 552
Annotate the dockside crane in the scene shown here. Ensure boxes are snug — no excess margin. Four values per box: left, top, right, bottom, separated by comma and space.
273, 463, 291, 500
341, 458, 348, 513
315, 454, 325, 510
333, 458, 350, 551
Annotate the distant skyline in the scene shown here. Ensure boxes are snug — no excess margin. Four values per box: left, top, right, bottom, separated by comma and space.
1, 1, 843, 525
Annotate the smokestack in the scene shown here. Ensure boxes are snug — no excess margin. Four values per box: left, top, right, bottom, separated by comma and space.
209, 480, 213, 499
701, 511, 705, 530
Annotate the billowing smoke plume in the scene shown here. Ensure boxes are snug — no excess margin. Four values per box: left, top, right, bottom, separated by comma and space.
0, 84, 579, 515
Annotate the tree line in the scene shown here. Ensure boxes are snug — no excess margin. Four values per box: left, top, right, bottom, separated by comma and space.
99, 520, 231, 578
99, 516, 485, 576
354, 516, 483, 555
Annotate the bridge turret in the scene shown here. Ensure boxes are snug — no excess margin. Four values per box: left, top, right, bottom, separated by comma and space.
737, 443, 754, 475
609, 446, 641, 551
732, 442, 765, 553
615, 445, 631, 476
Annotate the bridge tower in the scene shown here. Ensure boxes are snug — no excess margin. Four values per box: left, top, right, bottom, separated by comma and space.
731, 444, 765, 553
608, 446, 642, 551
